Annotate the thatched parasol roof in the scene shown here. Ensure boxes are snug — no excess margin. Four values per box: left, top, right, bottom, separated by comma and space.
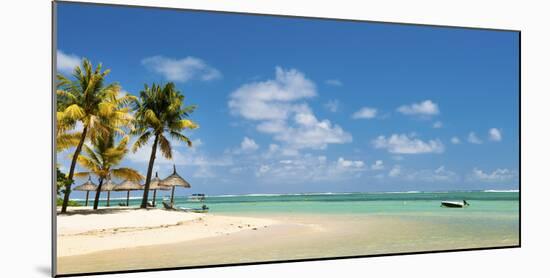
161, 165, 191, 188
73, 177, 97, 191
101, 178, 117, 192
143, 172, 171, 191
113, 179, 142, 191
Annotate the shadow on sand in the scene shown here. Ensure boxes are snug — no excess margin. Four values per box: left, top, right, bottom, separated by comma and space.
56, 207, 152, 216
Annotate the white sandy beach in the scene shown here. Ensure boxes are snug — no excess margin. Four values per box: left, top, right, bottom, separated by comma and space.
57, 207, 278, 257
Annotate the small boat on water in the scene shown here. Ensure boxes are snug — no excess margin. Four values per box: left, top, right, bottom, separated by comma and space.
162, 200, 209, 213
441, 200, 470, 208
181, 205, 209, 213
188, 193, 206, 202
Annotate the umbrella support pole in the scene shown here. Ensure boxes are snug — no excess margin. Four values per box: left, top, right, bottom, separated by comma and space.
152, 189, 157, 206
170, 186, 175, 206
85, 191, 89, 206
107, 191, 111, 207
126, 191, 130, 206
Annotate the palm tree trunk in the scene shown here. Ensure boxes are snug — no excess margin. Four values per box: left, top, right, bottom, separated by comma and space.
170, 186, 175, 206
85, 191, 89, 206
107, 191, 111, 207
61, 125, 88, 213
141, 134, 159, 208
93, 177, 104, 210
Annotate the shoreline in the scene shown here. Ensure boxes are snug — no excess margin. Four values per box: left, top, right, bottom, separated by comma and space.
57, 208, 519, 275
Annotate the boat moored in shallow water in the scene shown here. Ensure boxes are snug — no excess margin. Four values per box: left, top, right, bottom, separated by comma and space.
441, 200, 469, 208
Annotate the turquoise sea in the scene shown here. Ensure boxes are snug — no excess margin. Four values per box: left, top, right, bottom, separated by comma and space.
77, 190, 519, 217
63, 190, 519, 274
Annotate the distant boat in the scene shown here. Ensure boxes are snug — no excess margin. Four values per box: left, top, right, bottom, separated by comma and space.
162, 200, 209, 213
441, 200, 470, 208
188, 193, 206, 202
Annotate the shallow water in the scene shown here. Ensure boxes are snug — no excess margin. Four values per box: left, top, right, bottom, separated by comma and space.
60, 191, 519, 275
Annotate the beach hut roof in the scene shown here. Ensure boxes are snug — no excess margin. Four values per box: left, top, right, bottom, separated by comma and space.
101, 178, 117, 192
73, 177, 97, 192
113, 179, 142, 191
142, 172, 171, 191
160, 165, 191, 188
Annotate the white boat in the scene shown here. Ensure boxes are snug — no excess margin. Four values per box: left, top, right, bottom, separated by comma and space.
188, 193, 206, 202
441, 200, 470, 208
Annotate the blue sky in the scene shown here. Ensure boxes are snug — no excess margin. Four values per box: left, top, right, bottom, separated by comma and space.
56, 3, 519, 197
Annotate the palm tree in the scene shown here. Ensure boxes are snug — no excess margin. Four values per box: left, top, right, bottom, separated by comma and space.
132, 83, 198, 208
75, 134, 143, 210
56, 58, 134, 213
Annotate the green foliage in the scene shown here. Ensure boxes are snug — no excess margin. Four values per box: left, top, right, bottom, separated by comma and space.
56, 58, 135, 151
57, 197, 80, 207
76, 134, 143, 182
132, 82, 198, 208
132, 82, 199, 155
56, 167, 73, 196
56, 58, 136, 213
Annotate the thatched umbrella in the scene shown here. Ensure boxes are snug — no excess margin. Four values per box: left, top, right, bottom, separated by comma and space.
101, 178, 117, 207
161, 165, 191, 205
73, 176, 97, 206
113, 179, 142, 207
144, 172, 171, 206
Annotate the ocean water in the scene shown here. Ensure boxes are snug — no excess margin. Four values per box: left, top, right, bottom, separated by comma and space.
78, 191, 519, 218
61, 190, 519, 273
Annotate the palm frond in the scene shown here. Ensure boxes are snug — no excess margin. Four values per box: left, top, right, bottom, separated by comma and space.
169, 131, 193, 147
111, 167, 143, 182
132, 131, 151, 152
74, 172, 91, 178
158, 134, 173, 159
64, 104, 85, 120
76, 155, 101, 174
56, 131, 82, 152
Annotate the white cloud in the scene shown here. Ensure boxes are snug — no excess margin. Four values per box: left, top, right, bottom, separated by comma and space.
397, 100, 439, 116
467, 132, 483, 144
193, 166, 216, 178
324, 99, 340, 112
372, 134, 444, 154
387, 165, 458, 182
127, 137, 232, 168
433, 121, 443, 128
141, 55, 221, 82
229, 67, 316, 121
325, 79, 342, 86
192, 139, 203, 148
254, 155, 365, 182
488, 128, 502, 142
451, 137, 461, 144
240, 137, 259, 152
256, 165, 271, 176
471, 168, 517, 182
337, 157, 365, 168
57, 50, 80, 74
352, 107, 378, 119
371, 160, 384, 170
229, 67, 352, 151
389, 165, 401, 177
406, 166, 458, 182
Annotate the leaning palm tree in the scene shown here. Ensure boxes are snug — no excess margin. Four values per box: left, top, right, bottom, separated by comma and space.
132, 83, 198, 208
56, 58, 135, 213
75, 134, 143, 210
